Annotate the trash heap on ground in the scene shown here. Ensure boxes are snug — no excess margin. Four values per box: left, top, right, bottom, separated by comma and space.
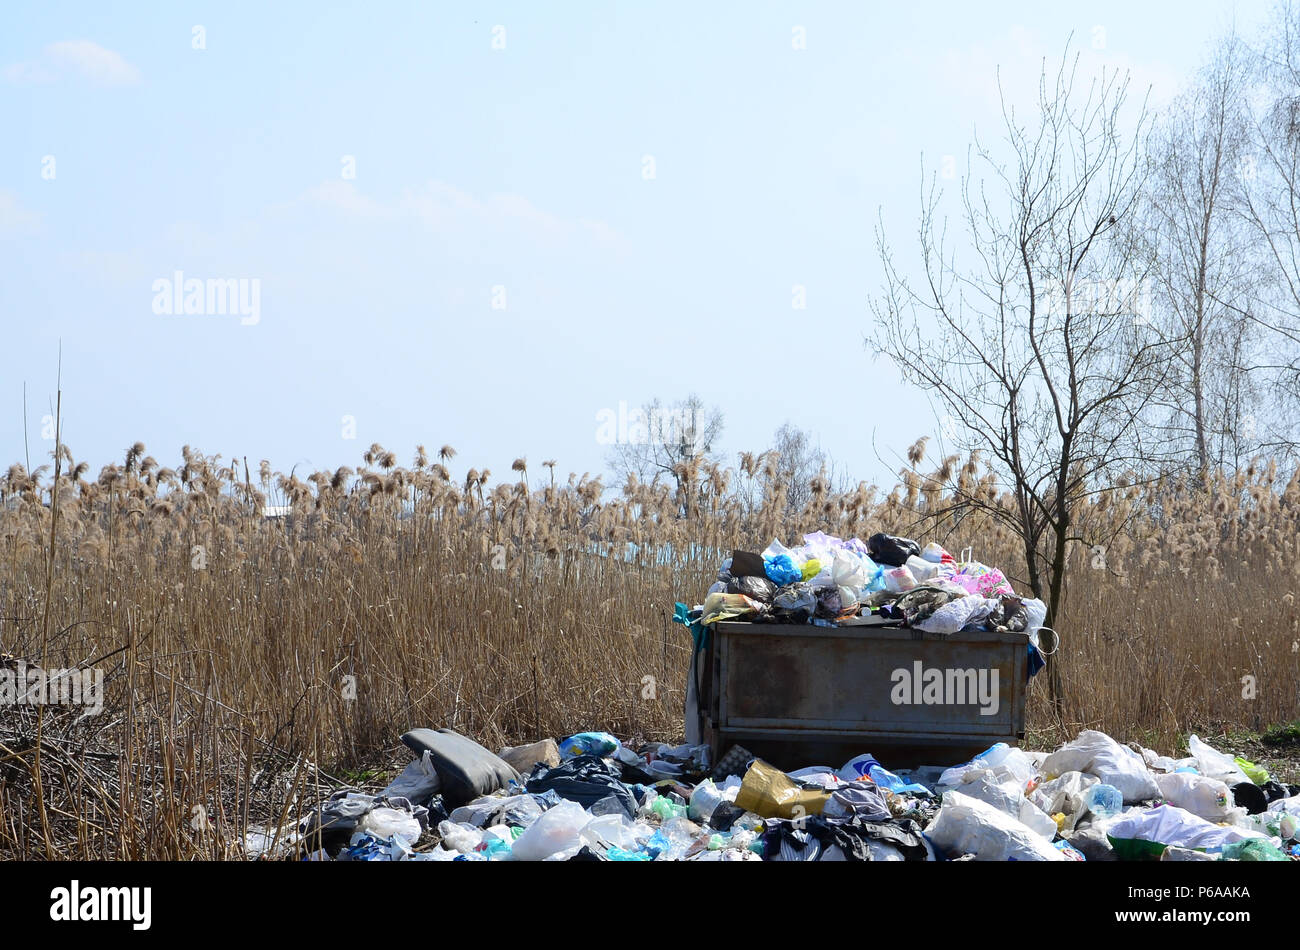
270, 726, 1300, 861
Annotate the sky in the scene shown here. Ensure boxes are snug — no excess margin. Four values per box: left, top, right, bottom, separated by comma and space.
0, 1, 1269, 493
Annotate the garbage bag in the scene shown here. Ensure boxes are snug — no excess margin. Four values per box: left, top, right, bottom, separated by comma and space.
867, 533, 920, 567
436, 820, 485, 854
358, 807, 422, 848
938, 742, 1040, 791
913, 595, 1000, 635
729, 550, 767, 578
921, 542, 955, 564
1154, 772, 1233, 821
558, 732, 620, 759
580, 812, 652, 853
951, 562, 1016, 597
1230, 781, 1268, 815
814, 585, 856, 620
733, 759, 830, 819
524, 755, 638, 819
771, 583, 816, 623
764, 553, 803, 586
821, 781, 892, 822
401, 728, 522, 807
298, 791, 379, 856
1030, 770, 1099, 834
883, 565, 918, 593
839, 753, 932, 796
904, 555, 943, 582
1102, 804, 1268, 858
956, 768, 1058, 839
1041, 730, 1160, 803
1221, 839, 1288, 861
831, 550, 876, 591
1186, 735, 1252, 786
511, 800, 591, 861
726, 573, 778, 603
1234, 756, 1269, 785
925, 791, 1065, 861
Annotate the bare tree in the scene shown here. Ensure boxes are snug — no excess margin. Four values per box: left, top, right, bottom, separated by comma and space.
605, 394, 724, 512
765, 422, 827, 514
1227, 1, 1300, 455
1142, 33, 1261, 475
870, 48, 1175, 716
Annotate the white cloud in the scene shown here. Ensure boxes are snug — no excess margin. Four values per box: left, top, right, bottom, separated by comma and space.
0, 190, 41, 236
4, 40, 141, 86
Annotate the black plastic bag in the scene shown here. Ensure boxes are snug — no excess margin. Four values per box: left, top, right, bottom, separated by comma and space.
867, 533, 920, 567
726, 574, 778, 603
525, 755, 638, 819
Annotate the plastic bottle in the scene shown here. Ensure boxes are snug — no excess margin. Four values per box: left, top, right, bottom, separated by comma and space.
1084, 783, 1122, 818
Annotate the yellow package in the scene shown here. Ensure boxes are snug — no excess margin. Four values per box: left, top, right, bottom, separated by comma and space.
734, 758, 830, 819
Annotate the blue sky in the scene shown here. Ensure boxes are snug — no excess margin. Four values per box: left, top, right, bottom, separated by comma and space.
0, 2, 1265, 491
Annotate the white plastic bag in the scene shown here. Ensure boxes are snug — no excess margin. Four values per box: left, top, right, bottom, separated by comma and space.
436, 820, 483, 854
688, 778, 728, 821
939, 742, 1039, 790
511, 799, 591, 861
1101, 804, 1268, 852
1041, 730, 1160, 803
925, 791, 1065, 861
831, 551, 871, 590
1154, 772, 1233, 821
379, 750, 442, 802
921, 542, 950, 563
359, 807, 422, 847
580, 813, 650, 852
1030, 770, 1099, 834
904, 555, 942, 582
884, 565, 917, 593
1187, 735, 1251, 786
914, 596, 999, 635
958, 768, 1058, 839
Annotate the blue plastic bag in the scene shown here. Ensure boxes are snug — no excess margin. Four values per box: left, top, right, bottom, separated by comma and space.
764, 553, 803, 586
558, 732, 621, 759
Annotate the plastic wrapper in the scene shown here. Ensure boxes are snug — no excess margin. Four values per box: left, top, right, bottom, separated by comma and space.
951, 562, 1015, 597
701, 592, 765, 625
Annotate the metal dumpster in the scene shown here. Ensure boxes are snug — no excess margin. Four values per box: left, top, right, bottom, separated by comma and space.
700, 616, 1028, 771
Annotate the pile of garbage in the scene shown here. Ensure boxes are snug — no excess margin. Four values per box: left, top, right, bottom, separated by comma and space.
267, 727, 1300, 861
698, 532, 1046, 636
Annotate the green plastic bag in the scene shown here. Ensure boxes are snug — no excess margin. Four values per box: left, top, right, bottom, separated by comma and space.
1233, 756, 1269, 785
1222, 839, 1287, 861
